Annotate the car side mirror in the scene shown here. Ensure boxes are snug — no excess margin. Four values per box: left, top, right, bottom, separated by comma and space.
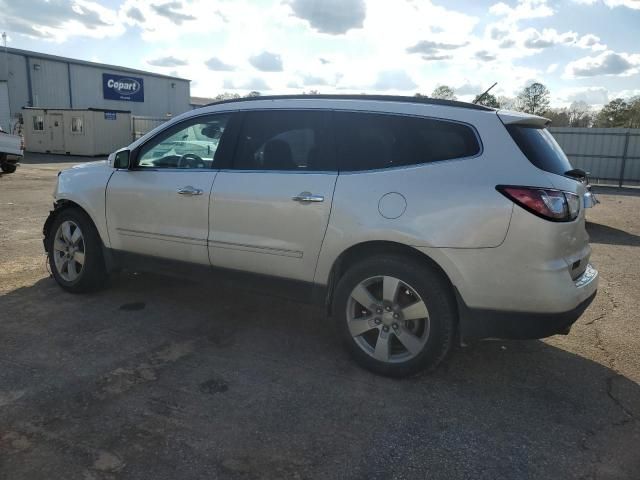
114, 150, 130, 169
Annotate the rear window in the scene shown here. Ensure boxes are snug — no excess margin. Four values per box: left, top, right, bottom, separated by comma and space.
334, 112, 480, 172
507, 125, 573, 176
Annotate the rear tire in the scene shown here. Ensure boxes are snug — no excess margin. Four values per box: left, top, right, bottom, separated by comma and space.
1, 156, 17, 173
333, 255, 456, 377
47, 208, 107, 293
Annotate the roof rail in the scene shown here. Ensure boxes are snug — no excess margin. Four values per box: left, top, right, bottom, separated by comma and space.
204, 94, 494, 111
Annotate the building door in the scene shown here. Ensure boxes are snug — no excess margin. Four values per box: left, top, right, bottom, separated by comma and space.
0, 82, 10, 132
49, 113, 65, 152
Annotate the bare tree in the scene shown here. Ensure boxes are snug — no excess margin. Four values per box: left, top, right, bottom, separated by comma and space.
567, 101, 593, 127
213, 92, 241, 101
516, 82, 551, 115
473, 93, 500, 108
497, 96, 518, 110
430, 85, 457, 100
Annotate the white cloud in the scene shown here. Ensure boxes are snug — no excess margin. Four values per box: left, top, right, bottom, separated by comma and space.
147, 56, 188, 67
558, 86, 610, 106
611, 89, 640, 99
565, 50, 640, 77
287, 0, 366, 34
576, 34, 607, 51
249, 51, 284, 72
522, 28, 577, 49
223, 77, 271, 91
546, 63, 559, 73
604, 0, 640, 8
574, 0, 640, 8
0, 0, 124, 41
372, 70, 417, 90
489, 0, 554, 22
204, 57, 236, 71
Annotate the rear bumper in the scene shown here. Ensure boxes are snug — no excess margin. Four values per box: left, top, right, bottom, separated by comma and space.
457, 290, 597, 341
456, 264, 598, 341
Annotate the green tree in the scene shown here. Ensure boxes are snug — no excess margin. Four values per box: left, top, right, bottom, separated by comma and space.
430, 85, 457, 100
594, 98, 629, 127
246, 91, 261, 97
542, 108, 570, 127
516, 82, 551, 115
473, 92, 500, 108
624, 97, 640, 128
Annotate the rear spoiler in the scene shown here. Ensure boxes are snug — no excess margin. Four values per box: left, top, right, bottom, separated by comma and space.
497, 110, 551, 128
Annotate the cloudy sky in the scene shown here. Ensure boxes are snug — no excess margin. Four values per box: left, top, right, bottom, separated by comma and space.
1, 0, 639, 106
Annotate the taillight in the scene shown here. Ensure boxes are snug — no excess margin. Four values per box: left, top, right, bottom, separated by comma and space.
497, 185, 580, 222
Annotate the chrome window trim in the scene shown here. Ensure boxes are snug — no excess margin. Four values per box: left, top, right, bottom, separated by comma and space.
130, 107, 483, 174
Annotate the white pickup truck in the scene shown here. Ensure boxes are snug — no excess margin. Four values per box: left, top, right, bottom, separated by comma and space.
0, 126, 24, 174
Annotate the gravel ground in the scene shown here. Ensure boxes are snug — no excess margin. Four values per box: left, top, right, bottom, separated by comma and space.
0, 154, 639, 479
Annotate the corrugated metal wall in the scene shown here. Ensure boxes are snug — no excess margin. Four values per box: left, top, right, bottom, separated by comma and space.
549, 127, 640, 186
4, 51, 190, 118
6, 53, 29, 117
69, 64, 190, 116
28, 57, 71, 109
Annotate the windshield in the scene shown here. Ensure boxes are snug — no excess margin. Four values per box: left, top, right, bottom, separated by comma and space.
507, 125, 573, 176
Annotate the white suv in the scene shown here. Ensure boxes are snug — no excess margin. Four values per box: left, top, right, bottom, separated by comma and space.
44, 95, 598, 376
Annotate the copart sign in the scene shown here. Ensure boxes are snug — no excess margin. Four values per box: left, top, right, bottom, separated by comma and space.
102, 73, 144, 102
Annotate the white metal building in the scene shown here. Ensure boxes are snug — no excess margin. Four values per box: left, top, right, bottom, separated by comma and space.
0, 47, 191, 133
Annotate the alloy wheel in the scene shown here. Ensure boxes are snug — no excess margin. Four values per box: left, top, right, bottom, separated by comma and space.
346, 275, 430, 363
52, 220, 86, 282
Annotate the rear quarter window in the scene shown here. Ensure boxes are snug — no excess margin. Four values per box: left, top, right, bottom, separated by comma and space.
506, 125, 573, 176
334, 112, 480, 172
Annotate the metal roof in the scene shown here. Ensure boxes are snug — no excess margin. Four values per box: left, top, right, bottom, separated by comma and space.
6, 47, 190, 82
204, 94, 494, 111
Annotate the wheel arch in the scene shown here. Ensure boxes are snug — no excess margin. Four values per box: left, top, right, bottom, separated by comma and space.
324, 240, 457, 316
43, 199, 108, 254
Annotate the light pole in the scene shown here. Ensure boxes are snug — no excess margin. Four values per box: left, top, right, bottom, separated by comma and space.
1, 32, 11, 132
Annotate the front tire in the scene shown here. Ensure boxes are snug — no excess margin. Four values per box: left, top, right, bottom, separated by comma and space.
47, 208, 107, 293
333, 255, 456, 377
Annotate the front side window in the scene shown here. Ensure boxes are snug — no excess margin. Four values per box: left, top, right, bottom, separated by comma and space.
136, 114, 231, 169
71, 116, 84, 134
334, 112, 481, 171
233, 110, 334, 171
33, 115, 44, 131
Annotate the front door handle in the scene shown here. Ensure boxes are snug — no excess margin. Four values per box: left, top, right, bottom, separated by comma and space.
292, 192, 324, 203
177, 185, 203, 196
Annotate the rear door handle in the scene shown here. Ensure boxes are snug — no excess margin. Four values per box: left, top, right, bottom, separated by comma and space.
292, 192, 324, 203
177, 185, 203, 196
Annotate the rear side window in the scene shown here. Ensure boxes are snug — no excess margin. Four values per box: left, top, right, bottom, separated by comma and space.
334, 112, 480, 172
506, 125, 573, 176
233, 110, 334, 171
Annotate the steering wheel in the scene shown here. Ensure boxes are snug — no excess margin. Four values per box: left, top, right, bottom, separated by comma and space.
177, 153, 205, 169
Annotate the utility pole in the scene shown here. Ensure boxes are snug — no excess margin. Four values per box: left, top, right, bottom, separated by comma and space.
1, 32, 11, 132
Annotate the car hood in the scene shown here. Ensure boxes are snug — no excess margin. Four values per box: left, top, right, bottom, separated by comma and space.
67, 159, 110, 171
